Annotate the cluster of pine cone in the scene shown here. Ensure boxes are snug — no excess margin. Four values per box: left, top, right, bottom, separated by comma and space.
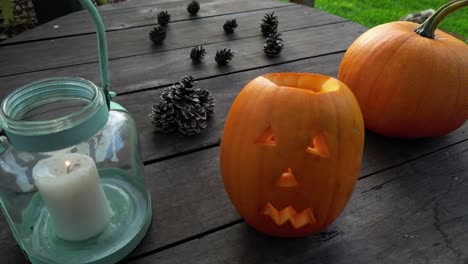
149, 76, 215, 135
149, 8, 285, 136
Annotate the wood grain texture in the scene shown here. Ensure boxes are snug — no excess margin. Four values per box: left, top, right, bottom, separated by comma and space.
0, 6, 346, 76
0, 215, 28, 264
1, 0, 293, 44
0, 21, 367, 99
131, 140, 468, 264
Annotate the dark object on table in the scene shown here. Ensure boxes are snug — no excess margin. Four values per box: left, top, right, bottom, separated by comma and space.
187, 0, 200, 15
260, 12, 278, 37
263, 32, 283, 57
150, 76, 215, 135
149, 26, 166, 45
190, 46, 206, 63
215, 48, 234, 66
157, 11, 171, 27
223, 19, 238, 34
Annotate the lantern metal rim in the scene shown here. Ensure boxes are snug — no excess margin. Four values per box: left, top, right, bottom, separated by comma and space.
0, 77, 109, 152
1, 77, 100, 133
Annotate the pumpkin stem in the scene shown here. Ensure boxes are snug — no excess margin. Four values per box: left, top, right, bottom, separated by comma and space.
415, 0, 468, 39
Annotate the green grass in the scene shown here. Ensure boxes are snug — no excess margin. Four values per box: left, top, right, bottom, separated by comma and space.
285, 0, 467, 37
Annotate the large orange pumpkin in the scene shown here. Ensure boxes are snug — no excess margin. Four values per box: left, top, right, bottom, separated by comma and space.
220, 73, 364, 237
338, 0, 468, 138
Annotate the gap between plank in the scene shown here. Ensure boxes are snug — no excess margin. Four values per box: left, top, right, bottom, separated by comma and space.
0, 4, 295, 47
142, 142, 220, 166
358, 137, 468, 181
125, 219, 245, 262
129, 138, 468, 261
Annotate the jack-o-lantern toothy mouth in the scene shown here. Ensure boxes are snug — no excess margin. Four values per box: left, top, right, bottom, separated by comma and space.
261, 202, 316, 229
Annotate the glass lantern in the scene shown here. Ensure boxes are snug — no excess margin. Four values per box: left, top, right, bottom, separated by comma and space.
0, 1, 152, 264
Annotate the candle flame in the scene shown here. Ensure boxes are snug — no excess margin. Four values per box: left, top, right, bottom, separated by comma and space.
65, 161, 71, 173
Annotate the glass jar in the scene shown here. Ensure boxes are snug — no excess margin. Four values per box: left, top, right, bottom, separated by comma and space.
0, 77, 152, 264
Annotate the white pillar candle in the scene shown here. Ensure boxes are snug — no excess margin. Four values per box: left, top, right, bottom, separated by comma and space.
32, 153, 111, 241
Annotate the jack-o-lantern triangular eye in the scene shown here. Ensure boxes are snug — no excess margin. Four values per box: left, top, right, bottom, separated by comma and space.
255, 126, 276, 146
306, 132, 329, 158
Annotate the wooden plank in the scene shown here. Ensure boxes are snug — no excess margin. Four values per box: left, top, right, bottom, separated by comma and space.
0, 21, 367, 98
1, 0, 293, 44
99, 0, 188, 10
131, 140, 468, 264
0, 215, 28, 264
0, 6, 346, 76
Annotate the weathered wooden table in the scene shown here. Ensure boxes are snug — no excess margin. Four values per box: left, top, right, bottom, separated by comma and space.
1, 0, 467, 263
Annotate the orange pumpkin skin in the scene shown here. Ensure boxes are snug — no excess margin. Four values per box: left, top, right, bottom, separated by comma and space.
220, 73, 364, 237
338, 21, 468, 138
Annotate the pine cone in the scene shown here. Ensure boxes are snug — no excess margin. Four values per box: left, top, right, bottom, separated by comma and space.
161, 76, 198, 110
152, 76, 215, 136
190, 46, 206, 63
187, 0, 200, 15
149, 26, 166, 45
215, 48, 234, 66
263, 32, 284, 57
177, 104, 208, 135
260, 12, 278, 37
149, 101, 177, 133
223, 19, 238, 34
196, 89, 215, 117
157, 11, 171, 27
180, 75, 196, 89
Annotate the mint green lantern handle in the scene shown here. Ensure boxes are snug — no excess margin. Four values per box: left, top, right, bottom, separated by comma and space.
79, 0, 113, 108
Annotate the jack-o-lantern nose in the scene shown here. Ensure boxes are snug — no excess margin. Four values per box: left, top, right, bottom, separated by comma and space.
275, 168, 298, 187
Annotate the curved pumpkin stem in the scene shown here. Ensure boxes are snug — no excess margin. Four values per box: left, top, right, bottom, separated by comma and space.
415, 0, 468, 39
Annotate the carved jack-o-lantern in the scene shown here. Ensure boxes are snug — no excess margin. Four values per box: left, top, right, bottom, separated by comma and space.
220, 73, 364, 237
